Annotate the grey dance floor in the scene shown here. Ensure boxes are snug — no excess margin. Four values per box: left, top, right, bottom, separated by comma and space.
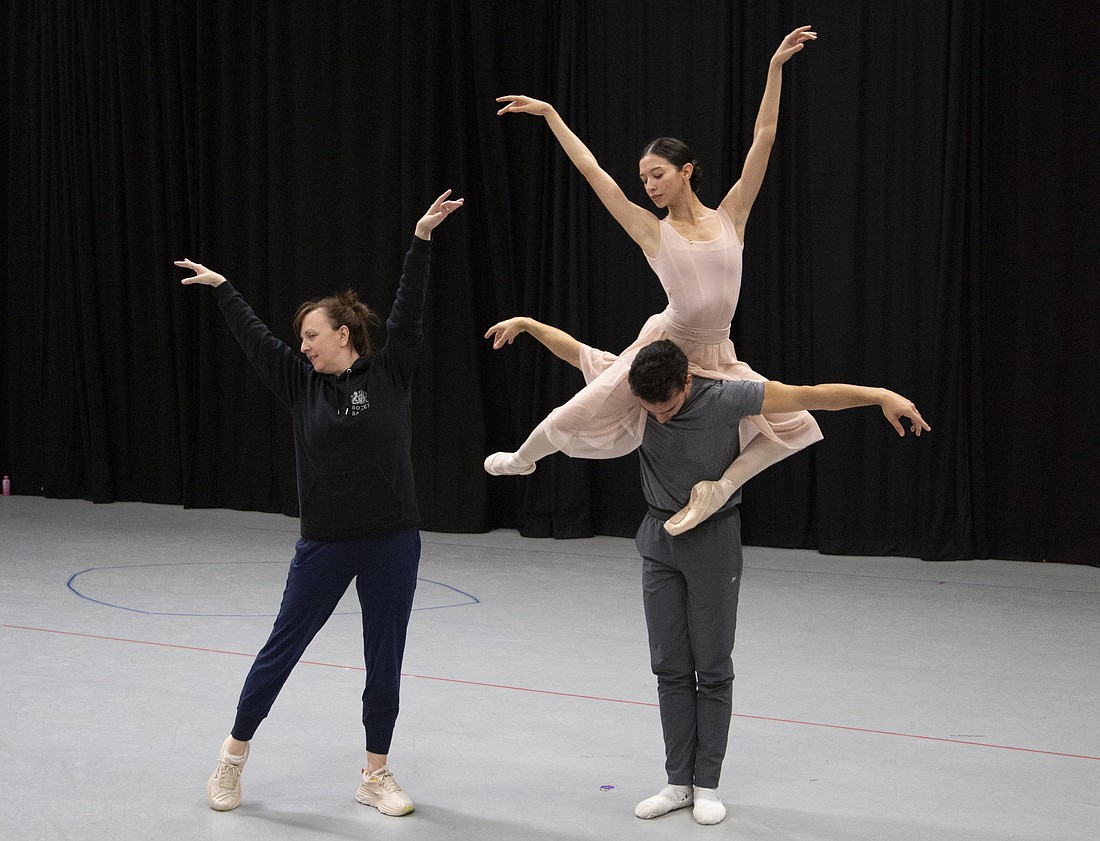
1, 497, 1097, 840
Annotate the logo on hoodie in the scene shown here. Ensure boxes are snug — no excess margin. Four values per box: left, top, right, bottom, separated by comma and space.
349, 389, 370, 416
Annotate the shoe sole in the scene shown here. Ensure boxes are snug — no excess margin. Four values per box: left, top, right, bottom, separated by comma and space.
356, 790, 414, 816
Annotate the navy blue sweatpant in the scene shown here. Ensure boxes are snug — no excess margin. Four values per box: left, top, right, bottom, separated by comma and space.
231, 527, 420, 755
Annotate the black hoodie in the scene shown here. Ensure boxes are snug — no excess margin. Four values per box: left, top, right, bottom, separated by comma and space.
212, 236, 430, 540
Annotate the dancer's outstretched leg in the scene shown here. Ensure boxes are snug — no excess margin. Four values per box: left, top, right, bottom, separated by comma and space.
484, 418, 558, 476
664, 436, 793, 535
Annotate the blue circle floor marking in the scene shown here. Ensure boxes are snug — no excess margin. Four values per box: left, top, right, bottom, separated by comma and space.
67, 562, 480, 617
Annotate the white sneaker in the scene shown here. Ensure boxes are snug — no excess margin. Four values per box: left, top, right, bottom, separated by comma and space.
207, 737, 249, 811
356, 766, 414, 816
692, 787, 727, 825
634, 784, 693, 819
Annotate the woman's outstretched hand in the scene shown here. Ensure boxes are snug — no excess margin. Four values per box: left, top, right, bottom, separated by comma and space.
174, 259, 226, 287
772, 25, 817, 66
484, 317, 531, 350
415, 189, 464, 240
496, 95, 553, 117
878, 390, 931, 437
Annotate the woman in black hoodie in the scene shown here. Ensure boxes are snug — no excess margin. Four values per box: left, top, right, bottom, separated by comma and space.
175, 189, 462, 818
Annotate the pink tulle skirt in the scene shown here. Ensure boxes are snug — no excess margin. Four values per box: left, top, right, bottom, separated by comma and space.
545, 311, 823, 459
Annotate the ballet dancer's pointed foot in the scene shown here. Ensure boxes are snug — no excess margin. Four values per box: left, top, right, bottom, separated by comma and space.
484, 452, 536, 476
664, 479, 737, 535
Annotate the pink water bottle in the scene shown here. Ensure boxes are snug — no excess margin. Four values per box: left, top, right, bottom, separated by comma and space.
2, 475, 9, 496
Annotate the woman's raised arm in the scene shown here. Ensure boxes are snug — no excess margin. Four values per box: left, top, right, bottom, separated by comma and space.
498, 95, 659, 253
720, 26, 816, 241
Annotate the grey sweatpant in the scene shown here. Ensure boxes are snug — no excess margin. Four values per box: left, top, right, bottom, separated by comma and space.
636, 510, 743, 788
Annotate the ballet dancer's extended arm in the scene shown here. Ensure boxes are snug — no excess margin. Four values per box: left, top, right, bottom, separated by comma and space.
664, 381, 929, 535
386, 189, 465, 352
495, 95, 660, 254
720, 25, 817, 242
761, 382, 929, 437
174, 259, 307, 406
484, 316, 584, 370
414, 189, 465, 241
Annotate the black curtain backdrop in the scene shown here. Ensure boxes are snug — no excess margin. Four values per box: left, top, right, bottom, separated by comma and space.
2, 1, 1097, 564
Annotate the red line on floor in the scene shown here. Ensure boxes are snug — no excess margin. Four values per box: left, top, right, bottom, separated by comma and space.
7, 623, 1098, 762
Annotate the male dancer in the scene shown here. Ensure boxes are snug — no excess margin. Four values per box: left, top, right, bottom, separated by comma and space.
485, 317, 928, 824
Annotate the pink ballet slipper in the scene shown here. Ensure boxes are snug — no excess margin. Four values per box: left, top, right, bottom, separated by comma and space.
664, 479, 736, 535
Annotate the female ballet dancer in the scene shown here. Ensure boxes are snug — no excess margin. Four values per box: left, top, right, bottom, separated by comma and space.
486, 26, 822, 535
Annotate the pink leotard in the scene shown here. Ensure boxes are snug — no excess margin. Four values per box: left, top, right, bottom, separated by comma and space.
544, 207, 822, 459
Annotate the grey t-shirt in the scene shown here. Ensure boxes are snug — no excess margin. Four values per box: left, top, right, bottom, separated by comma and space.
639, 377, 765, 516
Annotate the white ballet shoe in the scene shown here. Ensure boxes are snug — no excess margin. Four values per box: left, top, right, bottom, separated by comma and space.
483, 451, 536, 476
692, 787, 726, 825
634, 784, 693, 819
664, 479, 736, 535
